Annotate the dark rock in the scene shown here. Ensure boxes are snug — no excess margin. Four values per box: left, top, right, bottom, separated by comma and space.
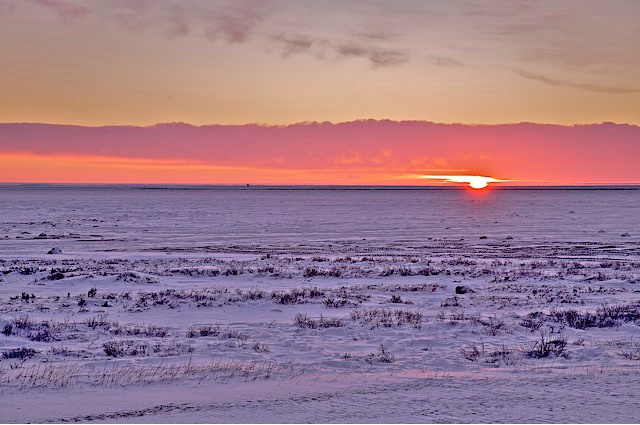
455, 285, 475, 294
47, 247, 62, 254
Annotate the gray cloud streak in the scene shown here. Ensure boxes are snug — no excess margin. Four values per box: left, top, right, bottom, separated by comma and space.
429, 55, 466, 67
336, 42, 408, 67
514, 69, 640, 94
271, 33, 408, 68
201, 0, 272, 44
270, 33, 327, 56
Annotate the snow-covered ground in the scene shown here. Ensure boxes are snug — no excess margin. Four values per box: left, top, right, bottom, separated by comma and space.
1, 186, 639, 423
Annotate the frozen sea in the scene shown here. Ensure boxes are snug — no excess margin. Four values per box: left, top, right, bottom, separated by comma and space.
1, 184, 639, 258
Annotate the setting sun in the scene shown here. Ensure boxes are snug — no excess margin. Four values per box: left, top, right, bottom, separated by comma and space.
419, 175, 505, 189
468, 177, 489, 189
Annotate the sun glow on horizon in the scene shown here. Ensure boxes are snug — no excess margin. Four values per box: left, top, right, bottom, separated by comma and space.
420, 175, 506, 189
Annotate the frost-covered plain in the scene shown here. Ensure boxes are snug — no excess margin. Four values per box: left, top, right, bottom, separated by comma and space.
1, 185, 639, 423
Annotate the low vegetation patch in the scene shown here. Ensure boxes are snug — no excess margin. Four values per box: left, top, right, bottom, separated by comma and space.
252, 343, 270, 353
520, 311, 546, 332
350, 307, 423, 329
550, 304, 640, 329
5, 315, 58, 342
102, 339, 193, 357
187, 324, 222, 338
474, 316, 508, 336
460, 341, 518, 366
272, 287, 327, 304
618, 342, 640, 360
2, 347, 38, 360
2, 359, 298, 388
344, 344, 396, 364
323, 297, 351, 308
518, 303, 640, 333
526, 332, 569, 359
293, 314, 343, 329
109, 323, 170, 338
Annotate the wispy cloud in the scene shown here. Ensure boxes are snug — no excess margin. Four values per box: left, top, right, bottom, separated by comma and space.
19, 1, 408, 68
99, 0, 150, 33
336, 42, 408, 68
514, 69, 640, 94
103, 0, 271, 42
429, 55, 465, 67
29, 0, 272, 44
270, 33, 408, 68
30, 0, 90, 21
200, 0, 272, 44
164, 4, 189, 38
0, 0, 17, 15
270, 33, 327, 57
351, 29, 402, 42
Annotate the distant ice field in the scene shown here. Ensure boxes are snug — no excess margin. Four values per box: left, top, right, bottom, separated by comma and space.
1, 185, 639, 258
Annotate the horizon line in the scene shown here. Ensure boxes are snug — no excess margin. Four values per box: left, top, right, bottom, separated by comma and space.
1, 120, 638, 129
2, 182, 639, 190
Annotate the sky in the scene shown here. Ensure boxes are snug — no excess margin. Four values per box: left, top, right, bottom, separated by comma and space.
1, 0, 639, 185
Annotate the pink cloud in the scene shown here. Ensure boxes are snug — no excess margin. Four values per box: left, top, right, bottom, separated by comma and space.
1, 121, 639, 185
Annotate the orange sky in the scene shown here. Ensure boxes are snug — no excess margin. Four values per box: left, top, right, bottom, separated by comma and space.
0, 1, 639, 185
0, 1, 639, 127
1, 121, 638, 185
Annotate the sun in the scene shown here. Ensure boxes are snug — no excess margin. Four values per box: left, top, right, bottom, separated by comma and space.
419, 174, 504, 189
468, 177, 489, 189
